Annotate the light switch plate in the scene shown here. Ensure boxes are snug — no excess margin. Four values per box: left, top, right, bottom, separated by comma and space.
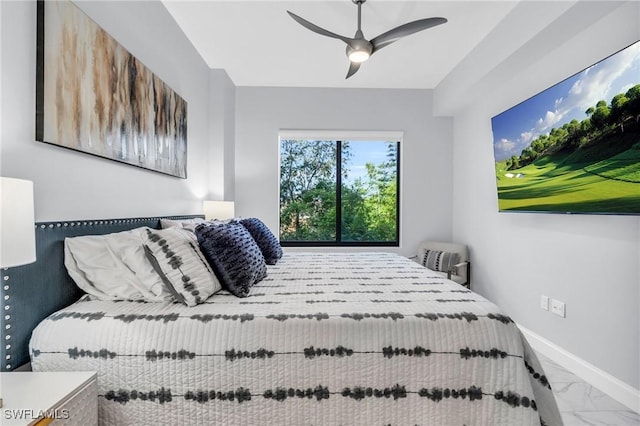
541, 295, 549, 311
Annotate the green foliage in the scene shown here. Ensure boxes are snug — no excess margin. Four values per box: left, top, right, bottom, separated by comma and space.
279, 140, 337, 241
343, 147, 398, 242
280, 140, 398, 243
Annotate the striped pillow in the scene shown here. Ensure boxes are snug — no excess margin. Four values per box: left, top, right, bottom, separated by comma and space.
422, 250, 460, 273
143, 227, 221, 306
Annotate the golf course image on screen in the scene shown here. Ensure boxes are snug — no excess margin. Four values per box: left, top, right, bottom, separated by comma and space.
491, 41, 640, 214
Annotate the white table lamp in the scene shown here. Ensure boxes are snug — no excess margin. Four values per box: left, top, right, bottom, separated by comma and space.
1, 177, 36, 268
203, 200, 235, 221
0, 177, 36, 408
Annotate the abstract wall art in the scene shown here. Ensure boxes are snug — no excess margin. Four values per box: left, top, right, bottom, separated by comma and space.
36, 0, 188, 178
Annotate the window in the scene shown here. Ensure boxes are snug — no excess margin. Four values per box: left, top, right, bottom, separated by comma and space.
279, 135, 400, 246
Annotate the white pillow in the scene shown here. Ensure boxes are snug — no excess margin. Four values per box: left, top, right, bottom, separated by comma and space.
160, 217, 205, 232
64, 227, 172, 301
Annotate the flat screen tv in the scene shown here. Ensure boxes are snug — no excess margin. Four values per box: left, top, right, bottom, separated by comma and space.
491, 40, 640, 215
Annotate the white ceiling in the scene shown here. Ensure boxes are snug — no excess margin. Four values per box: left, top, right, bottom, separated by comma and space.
161, 1, 579, 89
162, 0, 525, 88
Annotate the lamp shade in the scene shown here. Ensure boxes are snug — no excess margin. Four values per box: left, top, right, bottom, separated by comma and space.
203, 201, 235, 221
0, 177, 36, 268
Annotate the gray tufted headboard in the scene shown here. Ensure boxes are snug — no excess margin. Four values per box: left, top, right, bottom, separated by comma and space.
0, 214, 203, 371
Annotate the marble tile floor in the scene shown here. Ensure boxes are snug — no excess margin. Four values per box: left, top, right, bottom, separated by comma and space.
537, 352, 639, 425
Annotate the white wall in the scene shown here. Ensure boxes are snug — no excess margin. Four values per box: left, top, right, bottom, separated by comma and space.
0, 0, 221, 221
439, 1, 640, 390
208, 69, 236, 201
235, 87, 453, 256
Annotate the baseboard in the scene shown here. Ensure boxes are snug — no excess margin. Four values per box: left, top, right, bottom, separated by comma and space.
518, 324, 640, 414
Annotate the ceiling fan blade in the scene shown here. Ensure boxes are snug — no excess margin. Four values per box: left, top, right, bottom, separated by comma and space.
370, 17, 447, 53
287, 11, 353, 44
346, 61, 361, 79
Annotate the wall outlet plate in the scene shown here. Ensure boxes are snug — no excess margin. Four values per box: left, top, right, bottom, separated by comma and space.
550, 299, 566, 317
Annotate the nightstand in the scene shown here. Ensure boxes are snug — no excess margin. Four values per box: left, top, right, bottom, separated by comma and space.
0, 371, 97, 426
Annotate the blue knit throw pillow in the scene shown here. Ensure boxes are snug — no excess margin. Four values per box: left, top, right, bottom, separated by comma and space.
239, 218, 283, 265
195, 222, 267, 297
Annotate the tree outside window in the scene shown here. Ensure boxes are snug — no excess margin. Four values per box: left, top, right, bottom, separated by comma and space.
279, 139, 400, 246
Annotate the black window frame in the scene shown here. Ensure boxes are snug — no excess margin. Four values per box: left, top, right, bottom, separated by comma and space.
280, 139, 400, 248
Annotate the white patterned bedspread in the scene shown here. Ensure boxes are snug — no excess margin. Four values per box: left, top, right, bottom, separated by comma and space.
30, 252, 562, 426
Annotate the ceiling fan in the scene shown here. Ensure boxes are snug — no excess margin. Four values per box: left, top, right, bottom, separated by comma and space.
287, 0, 447, 79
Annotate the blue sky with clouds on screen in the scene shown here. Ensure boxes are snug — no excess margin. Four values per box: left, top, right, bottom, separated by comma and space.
491, 41, 640, 162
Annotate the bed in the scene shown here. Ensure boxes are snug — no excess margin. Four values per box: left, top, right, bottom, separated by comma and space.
4, 215, 563, 425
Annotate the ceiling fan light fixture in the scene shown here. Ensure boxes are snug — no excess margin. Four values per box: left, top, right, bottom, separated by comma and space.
346, 39, 372, 63
288, 0, 447, 78
348, 49, 370, 63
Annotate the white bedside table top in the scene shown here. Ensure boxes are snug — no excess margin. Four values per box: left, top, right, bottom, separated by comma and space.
0, 371, 96, 425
